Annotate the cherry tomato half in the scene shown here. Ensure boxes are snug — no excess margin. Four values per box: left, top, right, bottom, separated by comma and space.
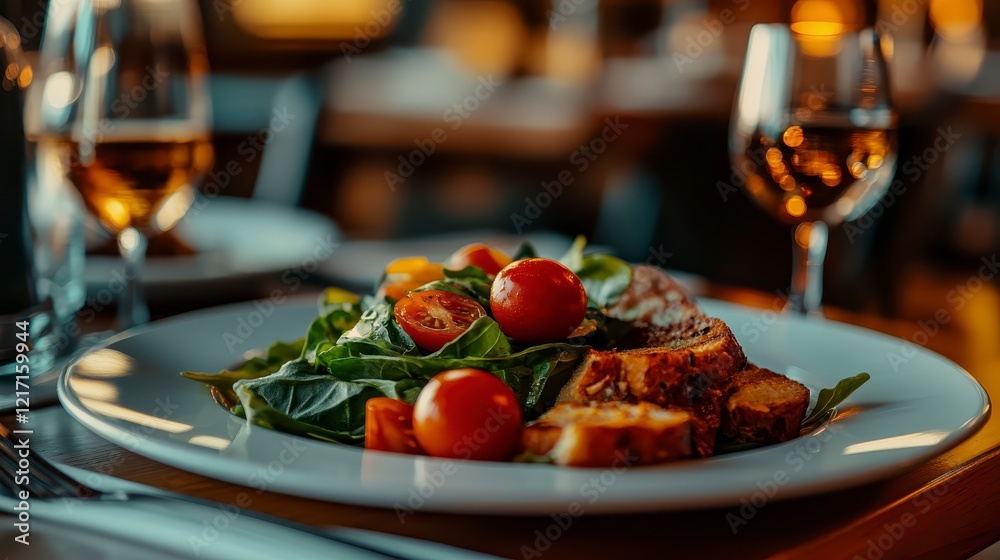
490, 258, 587, 344
364, 398, 422, 454
446, 244, 512, 276
413, 369, 522, 461
394, 290, 487, 351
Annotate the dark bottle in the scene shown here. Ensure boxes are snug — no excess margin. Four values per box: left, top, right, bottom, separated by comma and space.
0, 15, 36, 315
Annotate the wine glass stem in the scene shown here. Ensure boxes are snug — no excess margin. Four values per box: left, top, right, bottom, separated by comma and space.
786, 221, 828, 315
117, 226, 149, 329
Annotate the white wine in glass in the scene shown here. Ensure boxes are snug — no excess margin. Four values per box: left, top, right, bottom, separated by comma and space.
730, 24, 897, 314
39, 0, 213, 328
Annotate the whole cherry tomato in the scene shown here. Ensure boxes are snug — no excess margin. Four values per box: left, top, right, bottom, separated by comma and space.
412, 369, 522, 461
446, 244, 512, 276
490, 258, 587, 343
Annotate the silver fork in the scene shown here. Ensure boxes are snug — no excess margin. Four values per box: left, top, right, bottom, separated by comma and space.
0, 422, 411, 559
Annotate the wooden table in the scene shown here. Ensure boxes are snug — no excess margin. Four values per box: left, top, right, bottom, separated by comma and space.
5, 280, 1000, 559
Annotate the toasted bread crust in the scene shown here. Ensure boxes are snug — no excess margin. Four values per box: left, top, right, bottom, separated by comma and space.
556, 317, 746, 456
722, 365, 809, 444
547, 266, 810, 461
521, 402, 691, 467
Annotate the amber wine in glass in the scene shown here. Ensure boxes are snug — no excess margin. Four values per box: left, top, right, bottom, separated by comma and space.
731, 25, 897, 314
37, 0, 213, 328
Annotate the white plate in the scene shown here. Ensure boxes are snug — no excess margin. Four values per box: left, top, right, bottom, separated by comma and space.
84, 197, 339, 292
58, 299, 990, 514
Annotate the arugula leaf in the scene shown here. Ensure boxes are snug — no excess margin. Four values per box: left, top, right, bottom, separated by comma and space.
181, 338, 303, 393
714, 372, 871, 453
801, 372, 871, 430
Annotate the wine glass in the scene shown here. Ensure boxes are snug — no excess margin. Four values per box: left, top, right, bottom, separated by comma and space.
730, 24, 897, 314
28, 0, 213, 328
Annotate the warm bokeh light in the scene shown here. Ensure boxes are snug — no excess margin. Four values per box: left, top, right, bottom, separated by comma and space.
821, 165, 841, 186
233, 0, 401, 40
783, 126, 805, 148
422, 0, 526, 75
929, 0, 982, 41
790, 0, 858, 56
790, 0, 843, 34
786, 195, 807, 217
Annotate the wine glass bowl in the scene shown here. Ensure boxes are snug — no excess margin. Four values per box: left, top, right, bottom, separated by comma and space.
730, 24, 897, 314
29, 0, 213, 328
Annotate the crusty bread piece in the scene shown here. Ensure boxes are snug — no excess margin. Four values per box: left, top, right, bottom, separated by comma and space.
551, 265, 810, 460
556, 317, 746, 456
560, 317, 746, 404
521, 402, 691, 467
721, 365, 809, 444
607, 265, 704, 326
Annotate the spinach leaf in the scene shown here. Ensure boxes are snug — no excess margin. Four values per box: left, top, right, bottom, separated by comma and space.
801, 372, 871, 429
432, 316, 511, 359
558, 236, 632, 308
235, 358, 428, 444
315, 317, 587, 414
575, 254, 632, 308
338, 301, 418, 355
302, 301, 363, 363
415, 265, 493, 308
559, 235, 587, 271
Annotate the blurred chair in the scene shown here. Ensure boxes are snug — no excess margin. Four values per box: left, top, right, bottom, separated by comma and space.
209, 73, 322, 206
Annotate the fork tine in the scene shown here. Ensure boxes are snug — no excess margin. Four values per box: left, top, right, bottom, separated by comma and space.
0, 423, 98, 499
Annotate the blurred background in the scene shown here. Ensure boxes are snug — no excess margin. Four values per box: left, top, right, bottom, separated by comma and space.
5, 0, 1000, 319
